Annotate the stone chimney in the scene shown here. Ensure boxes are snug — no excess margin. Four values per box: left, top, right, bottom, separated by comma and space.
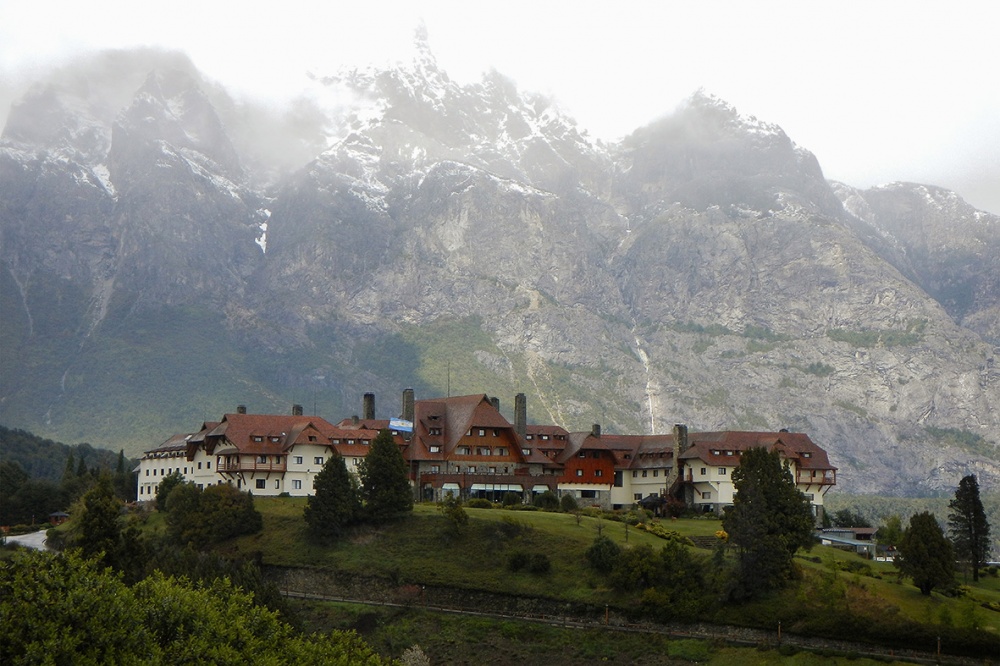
292, 404, 303, 416
363, 392, 375, 420
672, 423, 689, 451
669, 423, 688, 489
591, 423, 601, 437
514, 393, 527, 438
490, 396, 500, 411
237, 405, 247, 414
401, 388, 415, 441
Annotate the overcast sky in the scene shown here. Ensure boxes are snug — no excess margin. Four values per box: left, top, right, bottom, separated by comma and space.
2, 0, 998, 213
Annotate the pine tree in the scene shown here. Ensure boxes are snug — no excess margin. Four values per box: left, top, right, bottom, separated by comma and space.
304, 453, 361, 542
358, 429, 413, 523
896, 511, 954, 595
722, 447, 815, 598
948, 474, 991, 582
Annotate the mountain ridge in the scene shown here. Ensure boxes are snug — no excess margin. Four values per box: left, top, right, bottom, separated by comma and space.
1, 46, 997, 496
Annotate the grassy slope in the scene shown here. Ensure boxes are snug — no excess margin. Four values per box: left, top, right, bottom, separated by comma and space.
226, 500, 1000, 648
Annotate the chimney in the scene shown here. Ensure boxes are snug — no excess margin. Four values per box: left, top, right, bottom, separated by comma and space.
592, 423, 601, 437
673, 423, 689, 451
363, 392, 375, 420
352, 415, 359, 426
402, 388, 415, 441
514, 393, 527, 438
490, 396, 500, 411
292, 404, 303, 416
237, 405, 247, 414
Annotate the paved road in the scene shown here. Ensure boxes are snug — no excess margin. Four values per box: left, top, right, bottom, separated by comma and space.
4, 529, 49, 550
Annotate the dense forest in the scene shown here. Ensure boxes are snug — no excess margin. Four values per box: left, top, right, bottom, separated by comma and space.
0, 425, 136, 526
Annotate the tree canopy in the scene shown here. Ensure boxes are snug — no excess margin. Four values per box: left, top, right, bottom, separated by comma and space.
0, 549, 391, 665
896, 511, 954, 595
722, 447, 815, 598
358, 429, 412, 523
948, 474, 991, 582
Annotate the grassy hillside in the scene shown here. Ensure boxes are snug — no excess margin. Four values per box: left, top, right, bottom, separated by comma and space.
221, 500, 999, 659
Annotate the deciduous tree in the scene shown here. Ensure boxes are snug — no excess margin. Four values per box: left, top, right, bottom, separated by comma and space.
358, 429, 412, 523
948, 474, 991, 582
896, 511, 954, 595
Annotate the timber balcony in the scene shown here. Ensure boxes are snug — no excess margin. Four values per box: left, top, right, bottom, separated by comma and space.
215, 459, 287, 474
796, 469, 836, 485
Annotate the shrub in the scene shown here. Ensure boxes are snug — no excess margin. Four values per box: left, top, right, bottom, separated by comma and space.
586, 535, 621, 573
560, 493, 579, 512
507, 550, 530, 572
466, 498, 492, 509
501, 492, 521, 507
533, 490, 560, 511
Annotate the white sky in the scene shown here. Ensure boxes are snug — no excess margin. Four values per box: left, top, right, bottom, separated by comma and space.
1, 0, 998, 213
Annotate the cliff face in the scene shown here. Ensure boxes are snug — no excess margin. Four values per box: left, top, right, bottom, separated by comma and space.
1, 47, 997, 495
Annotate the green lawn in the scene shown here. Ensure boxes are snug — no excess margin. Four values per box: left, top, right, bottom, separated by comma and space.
221, 498, 999, 658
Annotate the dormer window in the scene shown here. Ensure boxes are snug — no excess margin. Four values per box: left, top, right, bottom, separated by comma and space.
526, 435, 533, 440
802, 452, 812, 458
521, 448, 530, 455
540, 435, 549, 440
270, 437, 280, 443
308, 436, 317, 442
726, 450, 733, 456
253, 436, 263, 442
429, 445, 441, 453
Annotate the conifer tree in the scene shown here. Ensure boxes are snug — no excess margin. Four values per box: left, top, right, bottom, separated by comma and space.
722, 447, 815, 598
948, 474, 991, 582
304, 453, 361, 542
358, 429, 413, 523
896, 511, 954, 595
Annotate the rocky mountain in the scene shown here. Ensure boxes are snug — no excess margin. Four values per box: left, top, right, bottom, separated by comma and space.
1, 41, 997, 495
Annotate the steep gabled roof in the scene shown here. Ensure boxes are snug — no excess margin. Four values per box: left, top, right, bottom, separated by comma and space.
680, 431, 835, 470
205, 413, 342, 456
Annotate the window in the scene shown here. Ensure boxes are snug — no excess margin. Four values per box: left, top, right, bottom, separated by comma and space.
145, 469, 149, 476
294, 456, 303, 465
726, 450, 733, 456
207, 461, 211, 469
653, 470, 659, 477
497, 448, 507, 456
702, 491, 711, 500
631, 471, 637, 478
642, 470, 648, 477
308, 435, 317, 442
429, 445, 441, 453
804, 493, 815, 501
592, 451, 600, 459
314, 456, 324, 465
183, 467, 188, 474
293, 480, 302, 490
700, 467, 707, 476
540, 434, 549, 440
347, 439, 355, 445
634, 493, 642, 501
493, 429, 499, 437
153, 469, 157, 476
430, 427, 441, 435
253, 436, 263, 442
271, 437, 280, 443
430, 465, 440, 473
197, 484, 203, 490
576, 469, 584, 477
580, 490, 597, 499
521, 448, 530, 455
256, 479, 266, 489
274, 479, 280, 489
197, 462, 202, 470
459, 446, 471, 455
802, 452, 812, 458
332, 439, 340, 444
257, 455, 267, 464
578, 452, 586, 458
719, 467, 727, 475
478, 429, 485, 436
526, 435, 533, 440
594, 469, 603, 477
489, 467, 496, 474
